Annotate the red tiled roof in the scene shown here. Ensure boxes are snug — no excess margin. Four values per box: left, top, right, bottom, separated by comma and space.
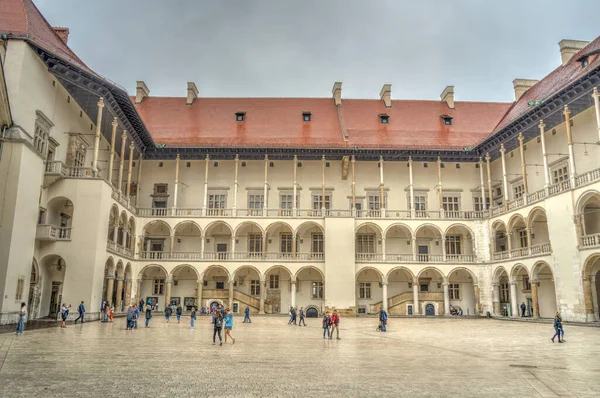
0, 0, 90, 72
133, 96, 512, 150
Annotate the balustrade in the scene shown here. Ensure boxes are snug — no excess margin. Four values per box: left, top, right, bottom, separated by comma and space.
36, 224, 71, 241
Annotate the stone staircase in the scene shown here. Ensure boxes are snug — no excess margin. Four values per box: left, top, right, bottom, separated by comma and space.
372, 291, 444, 315
202, 289, 271, 313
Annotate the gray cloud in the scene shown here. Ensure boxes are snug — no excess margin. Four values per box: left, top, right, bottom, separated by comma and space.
35, 0, 600, 102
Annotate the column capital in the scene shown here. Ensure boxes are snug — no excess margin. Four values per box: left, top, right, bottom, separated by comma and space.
517, 132, 524, 142
111, 117, 118, 127
205, 153, 210, 160
165, 277, 173, 284
381, 281, 388, 286
116, 276, 124, 281
492, 282, 500, 287
107, 274, 115, 280
563, 104, 571, 117
97, 97, 105, 108
408, 156, 413, 163
129, 143, 135, 151
530, 279, 539, 285
510, 281, 517, 286
538, 119, 545, 130
485, 152, 491, 161
176, 153, 180, 160
593, 86, 599, 97
136, 278, 142, 284
442, 282, 449, 287
500, 143, 506, 153
291, 280, 296, 285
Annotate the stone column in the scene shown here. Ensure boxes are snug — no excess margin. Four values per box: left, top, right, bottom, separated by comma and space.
583, 276, 596, 322
106, 275, 115, 305
442, 237, 447, 262
591, 275, 599, 322
197, 279, 203, 308
108, 117, 117, 185
408, 157, 415, 218
136, 278, 142, 306
112, 222, 118, 243
263, 154, 269, 216
202, 154, 209, 216
518, 133, 528, 203
126, 144, 134, 203
382, 282, 388, 313
411, 237, 417, 261
230, 236, 236, 259
124, 279, 131, 307
292, 234, 297, 259
228, 280, 234, 309
290, 281, 296, 309
200, 234, 205, 259
437, 157, 443, 216
115, 277, 124, 311
500, 144, 509, 209
510, 281, 518, 318
165, 278, 172, 308
259, 280, 265, 314
173, 154, 180, 211
492, 283, 500, 315
443, 282, 450, 316
135, 155, 143, 207
382, 237, 386, 261
233, 154, 239, 216
507, 233, 513, 258
486, 153, 493, 210
531, 280, 540, 319
170, 235, 175, 257
412, 280, 419, 315
92, 97, 104, 177
593, 87, 600, 142
351, 155, 356, 216
526, 228, 533, 249
262, 233, 268, 258
539, 120, 551, 191
379, 156, 385, 217
563, 105, 577, 187
321, 155, 326, 214
479, 157, 486, 212
117, 131, 127, 193
473, 284, 481, 316
293, 154, 298, 217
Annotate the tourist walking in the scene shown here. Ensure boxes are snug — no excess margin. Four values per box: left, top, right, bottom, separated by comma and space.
551, 312, 564, 343
16, 302, 26, 335
378, 306, 388, 332
165, 305, 172, 323
298, 307, 306, 326
190, 307, 196, 329
145, 305, 152, 327
74, 301, 85, 324
126, 305, 135, 330
213, 310, 224, 346
330, 310, 341, 340
108, 304, 115, 322
101, 301, 108, 322
224, 308, 236, 344
521, 302, 526, 317
176, 305, 183, 323
322, 311, 331, 339
288, 306, 294, 324
139, 299, 145, 311
134, 305, 140, 329
60, 303, 70, 328
243, 306, 251, 323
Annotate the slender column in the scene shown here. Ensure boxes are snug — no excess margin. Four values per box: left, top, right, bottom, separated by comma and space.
583, 276, 595, 321
590, 275, 599, 322
228, 281, 234, 309
443, 282, 450, 316
479, 157, 486, 211
92, 97, 104, 177
197, 279, 203, 308
112, 222, 118, 243
106, 275, 115, 305
500, 144, 509, 209
321, 155, 326, 214
263, 154, 269, 215
262, 233, 268, 258
408, 157, 415, 218
135, 155, 143, 207
563, 105, 577, 186
115, 277, 124, 311
164, 278, 172, 308
126, 144, 134, 202
200, 234, 205, 259
351, 156, 356, 216
290, 281, 296, 309
492, 283, 500, 315
108, 117, 117, 184
379, 156, 385, 217
411, 237, 417, 261
381, 237, 386, 261
518, 133, 528, 203
135, 279, 142, 306
382, 282, 388, 313
442, 238, 446, 262
539, 120, 551, 190
510, 281, 518, 318
292, 155, 298, 217
259, 280, 265, 314
230, 236, 236, 259
321, 281, 326, 314
412, 279, 419, 315
437, 157, 443, 216
526, 228, 532, 249
124, 279, 131, 307
173, 154, 180, 210
292, 234, 297, 259
233, 154, 239, 216
473, 284, 481, 316
169, 235, 175, 257
593, 87, 600, 142
117, 132, 127, 193
507, 233, 513, 258
485, 153, 493, 210
531, 281, 540, 319
201, 154, 209, 216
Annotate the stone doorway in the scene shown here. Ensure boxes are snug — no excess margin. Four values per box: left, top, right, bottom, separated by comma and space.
425, 303, 435, 316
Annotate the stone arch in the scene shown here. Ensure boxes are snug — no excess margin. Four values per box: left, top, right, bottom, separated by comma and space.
170, 264, 200, 279
138, 263, 169, 279
531, 260, 557, 318
204, 220, 233, 236
385, 266, 416, 282
108, 205, 119, 241
294, 265, 325, 281
115, 260, 125, 278
263, 265, 294, 282
447, 267, 478, 284
234, 221, 264, 237
583, 253, 600, 276
527, 207, 546, 228
575, 189, 600, 215
491, 219, 507, 231
355, 222, 383, 236
356, 266, 385, 283
444, 223, 474, 238
576, 190, 600, 236
265, 221, 294, 236
38, 254, 67, 318
528, 207, 550, 248
507, 214, 527, 232
173, 220, 202, 236
414, 223, 443, 238
510, 263, 530, 278
295, 221, 324, 236
493, 265, 510, 283
582, 253, 600, 321
142, 220, 172, 236
124, 262, 132, 279
233, 265, 264, 281
383, 223, 413, 237
201, 264, 232, 281
27, 258, 42, 320
531, 260, 554, 280
416, 267, 446, 281
31, 257, 40, 285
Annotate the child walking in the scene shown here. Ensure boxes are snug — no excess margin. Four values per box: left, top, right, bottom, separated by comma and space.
322, 311, 331, 339
190, 307, 196, 329
224, 308, 236, 344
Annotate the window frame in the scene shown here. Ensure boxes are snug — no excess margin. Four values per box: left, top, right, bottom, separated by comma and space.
311, 281, 324, 299
359, 282, 372, 299
153, 278, 165, 295
269, 274, 280, 289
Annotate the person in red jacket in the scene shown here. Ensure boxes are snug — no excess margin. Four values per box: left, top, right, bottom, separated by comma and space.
330, 310, 341, 340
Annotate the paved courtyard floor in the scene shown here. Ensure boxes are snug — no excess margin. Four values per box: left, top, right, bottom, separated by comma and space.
1, 316, 599, 397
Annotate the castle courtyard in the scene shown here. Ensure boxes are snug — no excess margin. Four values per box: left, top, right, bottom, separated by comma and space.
0, 317, 599, 397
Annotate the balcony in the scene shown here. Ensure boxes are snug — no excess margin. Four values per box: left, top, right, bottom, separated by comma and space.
493, 242, 552, 261
576, 167, 600, 187
111, 190, 137, 215
106, 241, 133, 257
355, 253, 475, 263
44, 161, 94, 188
581, 233, 600, 249
139, 251, 324, 261
36, 225, 71, 241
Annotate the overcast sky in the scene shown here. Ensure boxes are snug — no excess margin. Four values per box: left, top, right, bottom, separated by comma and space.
35, 0, 600, 102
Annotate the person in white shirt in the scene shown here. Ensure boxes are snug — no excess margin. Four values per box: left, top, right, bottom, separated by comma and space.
16, 302, 26, 335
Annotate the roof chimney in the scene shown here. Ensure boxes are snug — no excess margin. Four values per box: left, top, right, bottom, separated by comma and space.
512, 79, 539, 101
558, 39, 589, 65
186, 82, 198, 105
53, 27, 69, 44
379, 84, 392, 108
135, 81, 150, 104
332, 82, 342, 106
440, 86, 455, 109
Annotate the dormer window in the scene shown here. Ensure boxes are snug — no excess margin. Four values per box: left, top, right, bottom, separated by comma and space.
441, 114, 453, 126
235, 112, 246, 122
303, 111, 312, 122
580, 57, 589, 68
379, 114, 389, 124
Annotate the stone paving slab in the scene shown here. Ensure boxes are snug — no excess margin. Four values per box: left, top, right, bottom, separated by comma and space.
0, 317, 599, 397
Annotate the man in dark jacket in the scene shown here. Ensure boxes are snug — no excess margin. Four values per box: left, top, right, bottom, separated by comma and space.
379, 306, 388, 332
126, 305, 135, 330
74, 301, 85, 324
165, 305, 172, 323
520, 302, 527, 317
176, 305, 183, 323
243, 306, 251, 323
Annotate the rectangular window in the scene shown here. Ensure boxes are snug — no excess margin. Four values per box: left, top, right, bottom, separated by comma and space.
38, 208, 46, 224
473, 196, 490, 212
357, 234, 375, 254
33, 124, 49, 156
420, 283, 429, 292
248, 233, 263, 254
208, 193, 226, 209
523, 277, 531, 291
216, 281, 225, 290
250, 280, 261, 296
513, 183, 524, 199
154, 184, 168, 195
153, 278, 165, 295
312, 233, 324, 254
280, 232, 293, 253
500, 282, 509, 302
311, 281, 323, 299
359, 282, 371, 299
445, 235, 462, 255
152, 200, 167, 209
442, 196, 460, 212
518, 229, 528, 248
412, 195, 427, 211
269, 274, 280, 289
74, 147, 85, 168
249, 194, 264, 209
449, 283, 460, 300
552, 164, 569, 184
312, 194, 331, 210
15, 276, 25, 300
279, 194, 298, 216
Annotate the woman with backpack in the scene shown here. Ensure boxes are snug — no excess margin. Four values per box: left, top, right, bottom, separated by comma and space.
322, 311, 331, 339
224, 308, 236, 344
165, 305, 172, 323
551, 312, 564, 343
213, 310, 224, 346
60, 303, 70, 328
145, 305, 152, 327
176, 305, 183, 324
